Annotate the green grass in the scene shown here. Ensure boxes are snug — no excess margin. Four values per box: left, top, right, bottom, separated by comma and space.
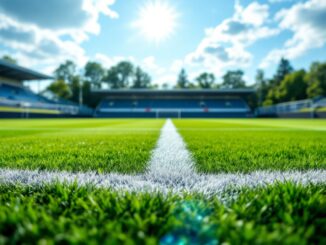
0, 119, 164, 173
0, 106, 60, 114
1, 118, 326, 244
0, 182, 324, 244
174, 119, 326, 173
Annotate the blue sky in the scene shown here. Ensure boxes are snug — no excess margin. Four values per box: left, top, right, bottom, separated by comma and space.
0, 0, 326, 90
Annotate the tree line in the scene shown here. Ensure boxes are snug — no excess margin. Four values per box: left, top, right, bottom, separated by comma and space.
1, 55, 326, 108
254, 58, 326, 107
47, 60, 248, 107
47, 60, 158, 107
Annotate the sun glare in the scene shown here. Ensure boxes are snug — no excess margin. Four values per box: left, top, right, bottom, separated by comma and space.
134, 1, 178, 43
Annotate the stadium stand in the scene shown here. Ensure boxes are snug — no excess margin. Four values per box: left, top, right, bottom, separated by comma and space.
256, 97, 326, 118
93, 89, 254, 118
0, 60, 93, 118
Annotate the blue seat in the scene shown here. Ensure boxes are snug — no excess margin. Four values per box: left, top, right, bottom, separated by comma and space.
99, 98, 248, 110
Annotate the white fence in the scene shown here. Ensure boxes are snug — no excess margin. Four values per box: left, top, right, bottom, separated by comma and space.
256, 98, 325, 117
0, 98, 93, 116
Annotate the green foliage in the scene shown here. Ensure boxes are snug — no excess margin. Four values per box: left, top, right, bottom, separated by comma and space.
263, 58, 295, 105
46, 79, 71, 99
176, 69, 189, 88
273, 58, 294, 86
0, 119, 164, 173
195, 72, 216, 89
105, 61, 135, 89
0, 183, 324, 244
306, 62, 326, 98
69, 75, 82, 104
261, 59, 326, 106
132, 66, 152, 88
174, 119, 326, 173
54, 60, 76, 83
69, 76, 98, 107
84, 61, 105, 89
50, 60, 98, 107
255, 69, 269, 106
222, 70, 246, 89
1, 55, 17, 64
276, 69, 308, 102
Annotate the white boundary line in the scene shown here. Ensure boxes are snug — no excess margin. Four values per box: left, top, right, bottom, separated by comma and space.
0, 119, 325, 196
1, 168, 325, 197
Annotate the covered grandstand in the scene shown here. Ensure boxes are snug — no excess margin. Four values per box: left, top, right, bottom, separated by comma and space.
0, 60, 93, 118
94, 89, 254, 118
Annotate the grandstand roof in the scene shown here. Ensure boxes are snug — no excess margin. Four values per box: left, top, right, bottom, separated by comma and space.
93, 89, 255, 98
0, 60, 53, 81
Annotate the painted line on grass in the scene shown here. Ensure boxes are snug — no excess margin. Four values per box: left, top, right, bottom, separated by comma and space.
0, 119, 325, 196
147, 119, 195, 179
1, 168, 325, 197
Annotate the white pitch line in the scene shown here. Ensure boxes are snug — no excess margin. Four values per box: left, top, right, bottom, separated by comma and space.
0, 168, 325, 197
0, 119, 325, 197
146, 119, 196, 179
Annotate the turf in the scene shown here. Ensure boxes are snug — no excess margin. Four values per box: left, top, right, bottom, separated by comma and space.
0, 106, 60, 114
0, 118, 325, 244
174, 119, 326, 173
0, 182, 324, 244
0, 119, 164, 173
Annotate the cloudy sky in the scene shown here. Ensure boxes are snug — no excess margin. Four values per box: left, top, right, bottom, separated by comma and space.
0, 0, 326, 89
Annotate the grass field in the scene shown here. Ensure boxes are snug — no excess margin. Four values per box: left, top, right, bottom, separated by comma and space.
0, 183, 325, 244
0, 119, 164, 173
174, 119, 326, 173
0, 118, 325, 244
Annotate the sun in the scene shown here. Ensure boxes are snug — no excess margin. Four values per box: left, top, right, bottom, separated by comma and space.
134, 1, 178, 43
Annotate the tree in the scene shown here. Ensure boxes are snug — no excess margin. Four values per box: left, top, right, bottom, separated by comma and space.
255, 69, 269, 106
54, 60, 76, 83
162, 83, 170, 90
263, 58, 294, 105
105, 61, 134, 89
196, 72, 215, 89
105, 66, 120, 89
82, 80, 100, 107
132, 67, 151, 88
1, 55, 17, 64
70, 75, 82, 104
277, 69, 307, 102
84, 62, 105, 88
46, 80, 71, 99
176, 69, 189, 88
222, 70, 246, 89
306, 62, 326, 98
273, 58, 294, 86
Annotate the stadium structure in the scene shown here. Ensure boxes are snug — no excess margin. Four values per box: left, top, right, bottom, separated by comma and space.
0, 60, 92, 118
94, 89, 254, 118
256, 97, 326, 118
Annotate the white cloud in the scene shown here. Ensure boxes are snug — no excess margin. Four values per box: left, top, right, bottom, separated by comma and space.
0, 0, 118, 75
170, 59, 184, 73
0, 0, 118, 42
269, 0, 294, 3
94, 53, 136, 69
0, 14, 88, 71
235, 1, 269, 27
186, 1, 279, 76
142, 56, 166, 75
260, 0, 326, 68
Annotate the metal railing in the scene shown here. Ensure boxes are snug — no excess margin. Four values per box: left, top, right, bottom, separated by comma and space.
256, 98, 325, 117
0, 98, 93, 116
